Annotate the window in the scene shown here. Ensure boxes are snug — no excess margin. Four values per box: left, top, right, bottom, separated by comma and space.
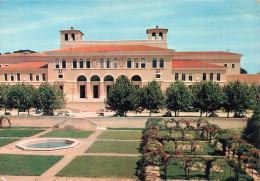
224, 64, 228, 67
55, 58, 59, 69
79, 59, 84, 68
29, 73, 33, 81
62, 59, 66, 69
210, 73, 213, 80
36, 75, 40, 81
189, 73, 192, 81
10, 74, 14, 81
127, 58, 131, 68
152, 32, 156, 40
42, 73, 46, 81
152, 58, 157, 68
65, 34, 68, 41
113, 58, 118, 68
58, 85, 64, 91
134, 58, 138, 68
159, 32, 163, 40
106, 58, 111, 68
58, 74, 64, 79
100, 58, 104, 68
73, 59, 77, 68
17, 73, 21, 81
217, 73, 221, 81
4, 73, 7, 81
159, 58, 164, 68
5, 64, 8, 67
71, 33, 75, 41
141, 58, 146, 68
175, 73, 179, 81
0, 65, 1, 67
155, 74, 161, 79
203, 73, 206, 81
182, 73, 185, 81
232, 64, 235, 68
86, 58, 91, 68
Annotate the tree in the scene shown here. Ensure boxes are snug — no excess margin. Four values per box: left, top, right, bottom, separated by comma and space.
140, 81, 164, 116
242, 101, 260, 149
240, 67, 247, 74
165, 81, 192, 117
0, 84, 12, 113
105, 76, 137, 116
191, 81, 223, 117
222, 80, 253, 117
249, 83, 260, 110
35, 82, 66, 115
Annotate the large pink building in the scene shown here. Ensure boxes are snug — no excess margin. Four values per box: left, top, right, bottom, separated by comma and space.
0, 27, 259, 111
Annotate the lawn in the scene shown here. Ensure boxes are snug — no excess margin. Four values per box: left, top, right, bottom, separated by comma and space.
0, 129, 45, 137
97, 131, 142, 140
0, 154, 63, 176
86, 141, 141, 154
57, 156, 139, 178
40, 130, 93, 138
0, 138, 19, 147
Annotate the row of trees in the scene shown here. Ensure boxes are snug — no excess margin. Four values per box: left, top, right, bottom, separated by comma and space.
0, 82, 66, 115
105, 76, 260, 117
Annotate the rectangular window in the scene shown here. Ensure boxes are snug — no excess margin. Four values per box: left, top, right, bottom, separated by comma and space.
210, 73, 213, 80
175, 73, 179, 81
182, 73, 185, 81
203, 73, 206, 81
73, 60, 77, 68
58, 74, 64, 79
80, 61, 84, 68
86, 60, 90, 68
134, 58, 138, 68
141, 58, 146, 68
224, 64, 228, 67
17, 73, 21, 81
55, 59, 59, 69
232, 64, 235, 68
4, 73, 7, 81
217, 73, 221, 81
127, 59, 131, 68
29, 73, 33, 81
10, 74, 14, 81
152, 59, 157, 68
62, 60, 66, 69
107, 59, 111, 68
159, 58, 164, 68
189, 73, 192, 81
155, 74, 161, 79
35, 75, 39, 81
42, 73, 46, 81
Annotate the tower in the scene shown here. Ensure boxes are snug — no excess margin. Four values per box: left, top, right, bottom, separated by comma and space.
147, 26, 168, 41
60, 27, 84, 42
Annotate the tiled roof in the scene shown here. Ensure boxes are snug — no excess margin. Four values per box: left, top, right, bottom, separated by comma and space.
172, 60, 226, 68
0, 53, 47, 57
226, 74, 260, 84
0, 62, 48, 69
46, 45, 173, 52
174, 51, 242, 56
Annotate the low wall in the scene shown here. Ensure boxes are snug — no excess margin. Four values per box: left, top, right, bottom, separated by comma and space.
2, 116, 97, 131
88, 116, 248, 129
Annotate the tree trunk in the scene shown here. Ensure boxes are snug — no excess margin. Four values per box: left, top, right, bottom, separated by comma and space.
149, 110, 152, 117
5, 109, 6, 114
206, 112, 208, 117
18, 110, 19, 115
28, 110, 30, 115
200, 110, 202, 117
227, 111, 230, 118
175, 110, 177, 117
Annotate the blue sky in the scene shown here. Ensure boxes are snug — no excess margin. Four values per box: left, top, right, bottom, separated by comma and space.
0, 0, 259, 73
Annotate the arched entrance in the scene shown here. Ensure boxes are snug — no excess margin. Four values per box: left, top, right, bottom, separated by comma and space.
91, 75, 100, 98
104, 75, 114, 98
131, 75, 142, 88
77, 75, 87, 98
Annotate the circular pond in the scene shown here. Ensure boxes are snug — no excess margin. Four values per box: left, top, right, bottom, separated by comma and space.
16, 138, 80, 151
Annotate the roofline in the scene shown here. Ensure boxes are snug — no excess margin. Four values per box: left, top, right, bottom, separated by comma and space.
172, 67, 227, 69
60, 29, 84, 35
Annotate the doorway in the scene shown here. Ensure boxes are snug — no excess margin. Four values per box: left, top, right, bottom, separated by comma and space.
80, 85, 86, 98
106, 85, 111, 97
93, 85, 99, 98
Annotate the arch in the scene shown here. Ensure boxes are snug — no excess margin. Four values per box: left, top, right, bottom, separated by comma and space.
131, 75, 142, 81
152, 32, 156, 40
106, 58, 111, 68
0, 116, 11, 128
117, 75, 127, 79
71, 33, 75, 41
159, 32, 163, 40
104, 75, 114, 82
159, 58, 164, 68
152, 58, 157, 68
65, 34, 68, 41
100, 58, 104, 68
91, 75, 100, 81
77, 75, 87, 82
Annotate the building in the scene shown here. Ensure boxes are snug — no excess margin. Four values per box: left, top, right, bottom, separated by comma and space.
0, 27, 259, 111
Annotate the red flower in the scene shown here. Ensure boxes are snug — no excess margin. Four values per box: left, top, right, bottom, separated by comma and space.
210, 128, 212, 130
144, 148, 150, 153
186, 171, 188, 174
178, 152, 182, 155
252, 150, 256, 154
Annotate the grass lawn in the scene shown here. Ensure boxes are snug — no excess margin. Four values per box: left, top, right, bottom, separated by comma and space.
0, 138, 19, 147
0, 129, 45, 137
40, 130, 93, 138
57, 156, 139, 178
224, 128, 243, 137
158, 131, 196, 138
2, 127, 49, 130
86, 141, 141, 154
0, 154, 63, 176
98, 131, 142, 140
160, 157, 253, 180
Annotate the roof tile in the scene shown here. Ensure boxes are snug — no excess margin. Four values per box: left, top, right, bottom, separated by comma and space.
0, 62, 48, 69
172, 60, 226, 68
